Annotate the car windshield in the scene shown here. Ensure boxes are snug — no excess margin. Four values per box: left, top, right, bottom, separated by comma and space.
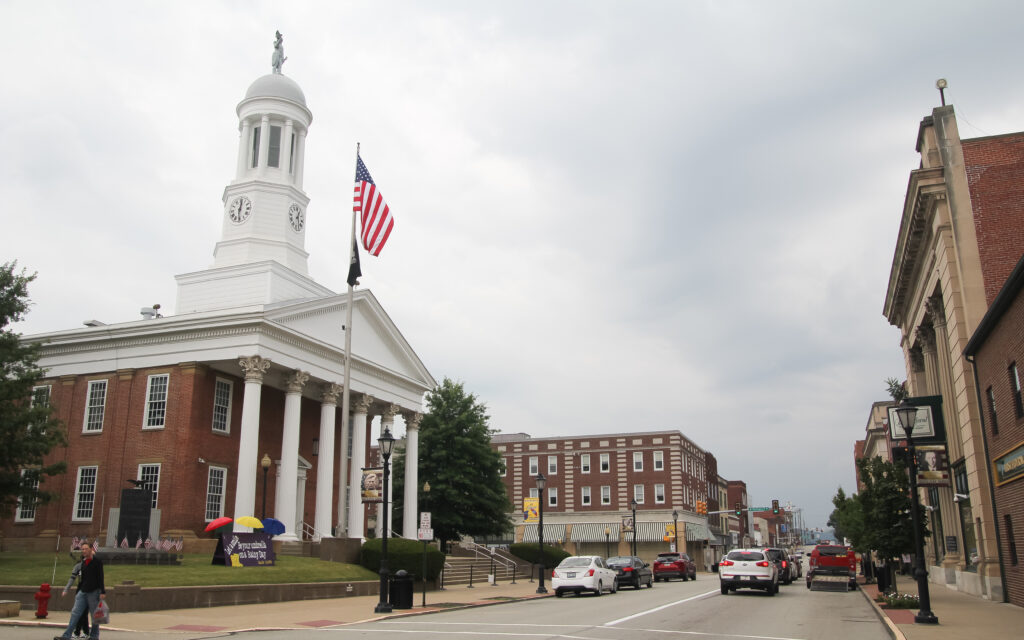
606, 556, 632, 565
727, 551, 764, 561
817, 546, 848, 556
558, 557, 594, 568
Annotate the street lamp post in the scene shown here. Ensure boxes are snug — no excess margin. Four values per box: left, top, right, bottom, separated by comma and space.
672, 510, 679, 554
604, 526, 611, 558
421, 481, 430, 608
631, 498, 638, 557
260, 454, 272, 520
374, 427, 397, 614
894, 399, 938, 625
536, 472, 547, 594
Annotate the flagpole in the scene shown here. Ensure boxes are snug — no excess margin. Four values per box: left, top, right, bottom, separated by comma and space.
337, 143, 360, 537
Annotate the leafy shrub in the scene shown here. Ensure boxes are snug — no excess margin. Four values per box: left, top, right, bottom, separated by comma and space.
359, 537, 445, 580
508, 542, 570, 568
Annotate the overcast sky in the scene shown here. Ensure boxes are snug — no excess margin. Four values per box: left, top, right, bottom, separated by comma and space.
4, 1, 1023, 530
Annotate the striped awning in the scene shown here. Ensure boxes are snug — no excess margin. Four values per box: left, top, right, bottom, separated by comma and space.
569, 523, 620, 542
625, 522, 670, 542
685, 522, 713, 541
522, 524, 567, 543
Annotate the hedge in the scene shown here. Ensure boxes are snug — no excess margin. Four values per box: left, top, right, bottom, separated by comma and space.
508, 542, 571, 568
359, 537, 446, 580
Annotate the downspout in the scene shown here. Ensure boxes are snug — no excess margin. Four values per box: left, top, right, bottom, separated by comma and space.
964, 352, 1008, 603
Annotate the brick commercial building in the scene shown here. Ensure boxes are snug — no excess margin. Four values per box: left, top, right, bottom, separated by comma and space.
965, 253, 1024, 607
883, 102, 1024, 600
491, 431, 725, 569
4, 54, 435, 551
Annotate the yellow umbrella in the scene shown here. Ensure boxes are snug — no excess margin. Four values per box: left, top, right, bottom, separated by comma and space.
235, 516, 264, 529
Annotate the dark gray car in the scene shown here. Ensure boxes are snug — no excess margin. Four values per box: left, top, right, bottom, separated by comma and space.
606, 555, 654, 589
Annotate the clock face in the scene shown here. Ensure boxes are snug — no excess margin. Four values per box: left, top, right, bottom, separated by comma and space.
228, 196, 252, 224
288, 203, 305, 232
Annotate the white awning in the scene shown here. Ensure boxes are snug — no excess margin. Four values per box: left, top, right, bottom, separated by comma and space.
685, 522, 713, 541
569, 523, 621, 542
522, 524, 567, 543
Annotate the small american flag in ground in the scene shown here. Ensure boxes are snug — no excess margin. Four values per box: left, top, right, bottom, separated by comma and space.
353, 154, 394, 257
120, 537, 129, 549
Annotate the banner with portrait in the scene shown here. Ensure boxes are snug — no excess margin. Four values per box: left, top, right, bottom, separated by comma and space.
915, 444, 950, 486
361, 467, 384, 503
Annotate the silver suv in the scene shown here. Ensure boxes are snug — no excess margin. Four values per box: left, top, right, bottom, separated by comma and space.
719, 548, 779, 596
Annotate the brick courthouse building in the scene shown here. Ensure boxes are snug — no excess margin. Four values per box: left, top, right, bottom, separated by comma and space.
3, 56, 435, 550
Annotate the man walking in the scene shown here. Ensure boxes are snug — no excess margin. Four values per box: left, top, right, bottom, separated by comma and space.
55, 540, 105, 640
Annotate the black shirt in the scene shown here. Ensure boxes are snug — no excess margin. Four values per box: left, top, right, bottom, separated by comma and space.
78, 556, 105, 594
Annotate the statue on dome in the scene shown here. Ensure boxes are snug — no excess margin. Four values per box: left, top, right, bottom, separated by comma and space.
272, 30, 287, 74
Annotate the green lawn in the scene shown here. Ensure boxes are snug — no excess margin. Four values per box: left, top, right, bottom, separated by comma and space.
0, 552, 377, 587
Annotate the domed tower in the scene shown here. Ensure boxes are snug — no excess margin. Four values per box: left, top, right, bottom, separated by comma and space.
176, 34, 333, 314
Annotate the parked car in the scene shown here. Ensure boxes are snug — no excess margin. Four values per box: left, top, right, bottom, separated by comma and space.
719, 548, 778, 596
764, 548, 793, 585
606, 555, 653, 589
653, 552, 697, 581
552, 555, 618, 597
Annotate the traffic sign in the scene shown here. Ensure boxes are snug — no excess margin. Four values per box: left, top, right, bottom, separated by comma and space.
420, 512, 431, 529
417, 527, 433, 541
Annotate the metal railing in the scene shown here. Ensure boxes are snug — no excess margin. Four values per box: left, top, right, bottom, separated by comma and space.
460, 541, 520, 578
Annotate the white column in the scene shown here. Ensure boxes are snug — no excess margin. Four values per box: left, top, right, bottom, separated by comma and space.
236, 119, 251, 179
347, 395, 373, 538
257, 114, 271, 177
233, 355, 271, 531
403, 413, 421, 539
281, 119, 294, 181
294, 129, 307, 190
314, 383, 342, 541
275, 369, 309, 541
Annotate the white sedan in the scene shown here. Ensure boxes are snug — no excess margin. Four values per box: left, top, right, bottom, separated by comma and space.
552, 555, 618, 597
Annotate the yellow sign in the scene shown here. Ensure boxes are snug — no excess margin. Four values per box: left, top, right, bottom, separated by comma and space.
523, 497, 539, 522
665, 523, 676, 537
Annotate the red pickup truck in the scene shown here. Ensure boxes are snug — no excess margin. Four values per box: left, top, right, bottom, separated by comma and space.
806, 544, 857, 591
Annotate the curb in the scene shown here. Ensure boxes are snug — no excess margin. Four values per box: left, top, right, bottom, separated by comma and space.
859, 586, 907, 640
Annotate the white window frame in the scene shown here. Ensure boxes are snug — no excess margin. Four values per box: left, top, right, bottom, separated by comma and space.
16, 469, 40, 522
73, 466, 98, 521
581, 486, 591, 506
528, 456, 539, 476
548, 455, 557, 475
212, 378, 233, 434
654, 450, 664, 471
601, 485, 611, 505
205, 466, 227, 522
84, 380, 107, 433
499, 458, 507, 477
548, 487, 558, 507
31, 385, 51, 407
600, 453, 610, 472
634, 484, 645, 504
633, 451, 643, 471
143, 374, 169, 429
529, 488, 539, 499
138, 463, 161, 509
655, 483, 666, 504
580, 453, 591, 473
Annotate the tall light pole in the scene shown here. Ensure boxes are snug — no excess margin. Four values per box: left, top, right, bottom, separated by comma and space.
604, 526, 611, 558
895, 399, 938, 624
672, 510, 679, 554
374, 427, 396, 614
630, 498, 638, 557
421, 481, 430, 608
536, 472, 547, 594
260, 453, 272, 520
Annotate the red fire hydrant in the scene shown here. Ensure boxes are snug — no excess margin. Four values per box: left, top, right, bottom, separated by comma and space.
34, 583, 51, 619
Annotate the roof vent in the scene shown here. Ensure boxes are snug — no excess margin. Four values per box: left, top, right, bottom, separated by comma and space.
140, 303, 163, 320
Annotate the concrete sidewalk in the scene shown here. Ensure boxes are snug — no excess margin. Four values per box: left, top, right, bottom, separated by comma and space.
859, 578, 1024, 640
1, 579, 550, 638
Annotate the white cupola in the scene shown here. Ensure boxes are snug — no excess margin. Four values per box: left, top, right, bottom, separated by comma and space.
175, 33, 333, 315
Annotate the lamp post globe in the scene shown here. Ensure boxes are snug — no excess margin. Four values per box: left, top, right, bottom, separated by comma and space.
536, 472, 547, 594
630, 498, 638, 557
894, 398, 938, 624
374, 427, 396, 614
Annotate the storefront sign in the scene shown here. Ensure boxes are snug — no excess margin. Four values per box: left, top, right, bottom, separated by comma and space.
993, 440, 1024, 486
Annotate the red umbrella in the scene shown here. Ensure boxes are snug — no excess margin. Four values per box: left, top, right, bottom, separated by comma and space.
204, 516, 233, 532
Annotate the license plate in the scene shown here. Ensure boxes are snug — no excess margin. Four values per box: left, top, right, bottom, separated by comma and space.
567, 572, 576, 578
740, 575, 750, 580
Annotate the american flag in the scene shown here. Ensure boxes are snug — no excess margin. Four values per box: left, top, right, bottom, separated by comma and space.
120, 537, 129, 549
135, 538, 143, 549
353, 154, 394, 257
144, 538, 153, 549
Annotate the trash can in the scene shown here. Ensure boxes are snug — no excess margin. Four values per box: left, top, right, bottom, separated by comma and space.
389, 570, 415, 609
712, 562, 719, 573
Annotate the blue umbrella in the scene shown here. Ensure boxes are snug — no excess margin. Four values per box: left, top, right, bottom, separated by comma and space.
261, 517, 286, 536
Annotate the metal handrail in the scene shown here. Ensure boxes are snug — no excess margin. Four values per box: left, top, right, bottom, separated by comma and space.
463, 541, 519, 576
301, 521, 329, 542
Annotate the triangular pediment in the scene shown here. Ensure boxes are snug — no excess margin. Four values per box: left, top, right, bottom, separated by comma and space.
265, 290, 435, 392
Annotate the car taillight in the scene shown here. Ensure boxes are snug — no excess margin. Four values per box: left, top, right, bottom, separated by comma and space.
782, 560, 788, 568
623, 567, 633, 572
552, 569, 557, 578
756, 561, 770, 567
587, 569, 594, 576
720, 560, 734, 567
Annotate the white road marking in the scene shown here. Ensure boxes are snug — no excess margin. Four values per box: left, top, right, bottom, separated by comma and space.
603, 589, 719, 625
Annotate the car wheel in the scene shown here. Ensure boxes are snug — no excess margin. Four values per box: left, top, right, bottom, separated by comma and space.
646, 576, 653, 588
595, 580, 603, 596
555, 590, 563, 598
720, 584, 728, 595
610, 579, 617, 594
768, 583, 776, 597
681, 573, 688, 581
633, 578, 640, 589
691, 572, 696, 581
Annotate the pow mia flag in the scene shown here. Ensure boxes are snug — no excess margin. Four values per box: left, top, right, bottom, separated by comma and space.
347, 238, 362, 287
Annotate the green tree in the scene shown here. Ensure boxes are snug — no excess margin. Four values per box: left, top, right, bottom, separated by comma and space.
827, 487, 866, 552
0, 262, 66, 517
392, 378, 511, 550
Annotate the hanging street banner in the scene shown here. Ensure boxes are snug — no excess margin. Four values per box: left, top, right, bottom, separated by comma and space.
621, 516, 634, 533
916, 444, 951, 486
523, 497, 539, 522
361, 467, 383, 503
212, 532, 275, 567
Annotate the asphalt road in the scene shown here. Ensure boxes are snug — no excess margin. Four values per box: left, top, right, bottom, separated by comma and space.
223, 575, 890, 640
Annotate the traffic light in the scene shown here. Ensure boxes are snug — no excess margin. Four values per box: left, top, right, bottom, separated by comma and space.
700, 501, 706, 515
696, 500, 705, 515
772, 499, 780, 515
734, 502, 742, 516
